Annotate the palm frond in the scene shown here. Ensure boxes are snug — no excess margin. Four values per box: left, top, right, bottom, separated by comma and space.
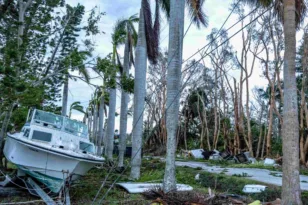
142, 0, 160, 64
129, 33, 135, 66
79, 67, 90, 83
116, 50, 124, 73
128, 13, 139, 23
185, 0, 208, 28
112, 20, 127, 46
242, 0, 306, 29
158, 0, 170, 19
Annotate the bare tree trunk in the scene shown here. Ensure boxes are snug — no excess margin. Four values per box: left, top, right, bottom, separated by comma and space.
261, 125, 267, 159
281, 0, 302, 203
0, 105, 14, 167
163, 0, 185, 192
266, 85, 274, 156
17, 0, 32, 76
233, 80, 240, 154
256, 103, 264, 158
300, 87, 305, 164
213, 66, 219, 149
61, 74, 68, 116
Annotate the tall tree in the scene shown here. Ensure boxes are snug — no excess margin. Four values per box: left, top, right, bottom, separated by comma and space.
130, 0, 160, 179
243, 0, 306, 203
163, 0, 208, 192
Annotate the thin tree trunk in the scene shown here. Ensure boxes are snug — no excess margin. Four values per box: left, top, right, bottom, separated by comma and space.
130, 5, 147, 179
92, 103, 98, 144
281, 0, 302, 203
261, 125, 267, 159
300, 87, 305, 164
106, 88, 116, 161
163, 0, 185, 192
267, 85, 274, 156
61, 74, 68, 116
256, 126, 263, 159
213, 66, 218, 149
0, 105, 14, 167
118, 37, 130, 168
17, 0, 32, 76
97, 95, 104, 155
245, 72, 253, 156
256, 103, 264, 158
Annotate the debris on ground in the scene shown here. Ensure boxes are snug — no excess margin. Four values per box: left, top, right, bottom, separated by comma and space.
242, 184, 267, 193
143, 188, 251, 205
117, 183, 193, 194
201, 150, 215, 160
195, 173, 200, 181
263, 198, 281, 205
190, 149, 205, 159
264, 158, 276, 166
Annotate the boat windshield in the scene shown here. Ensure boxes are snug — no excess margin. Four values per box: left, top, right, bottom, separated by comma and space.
33, 110, 63, 129
63, 118, 88, 138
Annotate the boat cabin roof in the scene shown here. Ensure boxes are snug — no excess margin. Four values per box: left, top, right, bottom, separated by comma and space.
27, 109, 88, 139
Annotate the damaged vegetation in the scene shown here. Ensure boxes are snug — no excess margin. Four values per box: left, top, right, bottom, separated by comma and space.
4, 158, 308, 204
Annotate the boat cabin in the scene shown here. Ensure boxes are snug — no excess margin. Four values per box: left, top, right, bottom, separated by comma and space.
21, 109, 95, 154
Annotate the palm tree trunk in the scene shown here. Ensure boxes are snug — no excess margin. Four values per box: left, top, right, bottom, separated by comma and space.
130, 5, 147, 180
106, 88, 116, 160
163, 0, 185, 192
61, 74, 69, 117
281, 0, 302, 203
97, 96, 104, 155
118, 38, 130, 168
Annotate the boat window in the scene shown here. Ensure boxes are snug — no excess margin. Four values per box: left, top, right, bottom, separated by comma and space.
32, 130, 52, 142
63, 118, 88, 138
23, 129, 30, 138
79, 141, 94, 153
33, 110, 63, 129
26, 109, 34, 123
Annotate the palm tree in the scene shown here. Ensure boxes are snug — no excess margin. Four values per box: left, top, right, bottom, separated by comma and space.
242, 0, 306, 203
163, 0, 208, 192
68, 101, 85, 118
106, 21, 126, 161
117, 14, 138, 168
130, 0, 160, 179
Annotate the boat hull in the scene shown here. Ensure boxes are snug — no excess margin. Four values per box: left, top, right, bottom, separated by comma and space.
4, 135, 103, 193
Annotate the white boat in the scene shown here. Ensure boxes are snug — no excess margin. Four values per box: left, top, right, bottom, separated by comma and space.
3, 109, 104, 193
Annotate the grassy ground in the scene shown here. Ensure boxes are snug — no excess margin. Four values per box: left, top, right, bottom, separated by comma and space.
1, 158, 308, 204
